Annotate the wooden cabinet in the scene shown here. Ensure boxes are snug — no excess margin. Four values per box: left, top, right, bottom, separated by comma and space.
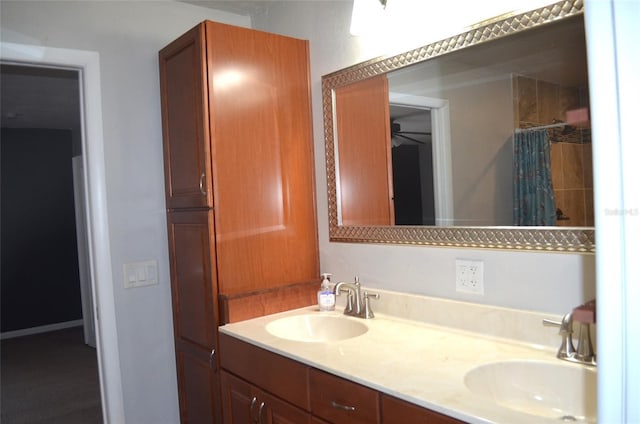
160, 20, 319, 298
220, 334, 467, 424
160, 21, 319, 424
381, 395, 465, 424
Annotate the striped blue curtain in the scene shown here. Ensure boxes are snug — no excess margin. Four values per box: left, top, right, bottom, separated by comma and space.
513, 129, 557, 226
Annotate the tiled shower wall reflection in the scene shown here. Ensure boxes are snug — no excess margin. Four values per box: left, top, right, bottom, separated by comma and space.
513, 75, 594, 227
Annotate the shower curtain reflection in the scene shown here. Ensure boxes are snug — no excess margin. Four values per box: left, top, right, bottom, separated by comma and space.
513, 129, 557, 226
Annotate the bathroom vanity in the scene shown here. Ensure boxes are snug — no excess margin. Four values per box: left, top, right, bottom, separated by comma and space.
218, 291, 597, 424
219, 332, 461, 423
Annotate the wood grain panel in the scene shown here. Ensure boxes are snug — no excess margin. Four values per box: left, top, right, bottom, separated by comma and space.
309, 368, 380, 424
205, 22, 319, 295
262, 387, 312, 424
219, 333, 310, 411
221, 370, 311, 424
167, 210, 219, 348
334, 74, 394, 226
219, 280, 318, 324
176, 346, 220, 424
220, 371, 253, 424
381, 395, 467, 423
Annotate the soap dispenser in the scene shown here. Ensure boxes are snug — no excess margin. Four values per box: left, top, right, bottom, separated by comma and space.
317, 273, 335, 311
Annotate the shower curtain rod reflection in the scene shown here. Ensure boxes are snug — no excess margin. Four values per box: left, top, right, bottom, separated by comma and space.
515, 122, 570, 133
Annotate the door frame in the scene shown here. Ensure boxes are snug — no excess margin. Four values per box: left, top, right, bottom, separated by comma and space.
0, 41, 124, 422
389, 92, 453, 225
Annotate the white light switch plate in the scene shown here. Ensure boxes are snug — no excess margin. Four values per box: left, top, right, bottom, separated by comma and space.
455, 259, 484, 295
123, 260, 159, 289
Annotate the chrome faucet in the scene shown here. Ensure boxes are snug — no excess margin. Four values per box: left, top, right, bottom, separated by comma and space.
543, 312, 576, 360
334, 276, 379, 319
543, 300, 596, 367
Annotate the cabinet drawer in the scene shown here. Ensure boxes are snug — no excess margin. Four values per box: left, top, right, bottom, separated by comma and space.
309, 368, 380, 424
381, 395, 466, 424
219, 333, 310, 411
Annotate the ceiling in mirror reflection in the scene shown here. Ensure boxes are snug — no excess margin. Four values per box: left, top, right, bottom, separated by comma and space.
336, 15, 591, 228
322, 0, 595, 251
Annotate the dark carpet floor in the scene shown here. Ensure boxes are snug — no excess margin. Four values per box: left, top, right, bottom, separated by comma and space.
1, 326, 103, 424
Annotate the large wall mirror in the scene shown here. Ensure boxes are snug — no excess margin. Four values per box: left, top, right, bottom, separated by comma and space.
322, 0, 594, 252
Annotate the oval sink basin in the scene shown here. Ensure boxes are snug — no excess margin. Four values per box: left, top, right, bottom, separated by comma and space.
265, 314, 368, 343
464, 360, 596, 422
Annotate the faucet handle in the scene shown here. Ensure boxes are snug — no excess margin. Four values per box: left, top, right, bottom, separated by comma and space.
363, 291, 379, 319
340, 288, 354, 314
543, 312, 573, 335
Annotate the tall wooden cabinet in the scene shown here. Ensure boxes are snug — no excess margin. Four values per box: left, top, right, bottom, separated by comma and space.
160, 21, 320, 424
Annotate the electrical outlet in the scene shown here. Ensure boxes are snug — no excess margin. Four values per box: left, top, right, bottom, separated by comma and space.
455, 259, 484, 295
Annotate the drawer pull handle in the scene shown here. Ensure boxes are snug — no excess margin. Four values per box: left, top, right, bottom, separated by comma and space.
209, 348, 216, 369
331, 400, 356, 412
258, 401, 265, 424
199, 173, 206, 196
250, 397, 258, 423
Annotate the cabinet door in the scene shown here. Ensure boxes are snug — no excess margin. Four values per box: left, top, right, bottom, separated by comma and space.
261, 389, 311, 424
381, 395, 466, 424
176, 344, 220, 424
167, 210, 221, 423
159, 23, 212, 209
204, 21, 319, 295
221, 371, 253, 424
334, 74, 394, 226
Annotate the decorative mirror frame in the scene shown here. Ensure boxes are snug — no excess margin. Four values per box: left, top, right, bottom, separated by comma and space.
322, 0, 595, 253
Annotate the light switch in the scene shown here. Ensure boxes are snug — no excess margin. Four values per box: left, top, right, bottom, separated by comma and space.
123, 259, 159, 289
146, 263, 157, 281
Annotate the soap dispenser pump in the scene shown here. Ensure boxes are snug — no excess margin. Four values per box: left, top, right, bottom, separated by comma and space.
317, 273, 335, 312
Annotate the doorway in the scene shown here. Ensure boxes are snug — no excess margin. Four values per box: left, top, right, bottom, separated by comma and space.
389, 105, 435, 225
0, 41, 124, 422
389, 92, 454, 225
0, 63, 101, 421
0, 64, 95, 344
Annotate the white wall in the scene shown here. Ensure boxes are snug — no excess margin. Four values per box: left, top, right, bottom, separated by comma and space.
0, 2, 250, 422
448, 78, 514, 225
253, 1, 595, 315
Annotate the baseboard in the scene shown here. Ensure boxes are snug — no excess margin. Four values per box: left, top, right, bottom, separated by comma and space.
0, 320, 84, 340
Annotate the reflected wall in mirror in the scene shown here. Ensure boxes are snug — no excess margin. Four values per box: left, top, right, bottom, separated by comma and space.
322, 0, 594, 252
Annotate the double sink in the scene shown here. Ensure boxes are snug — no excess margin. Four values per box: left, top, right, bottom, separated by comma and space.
259, 313, 596, 423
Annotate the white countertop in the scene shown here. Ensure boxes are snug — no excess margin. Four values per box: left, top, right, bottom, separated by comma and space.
219, 291, 595, 424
